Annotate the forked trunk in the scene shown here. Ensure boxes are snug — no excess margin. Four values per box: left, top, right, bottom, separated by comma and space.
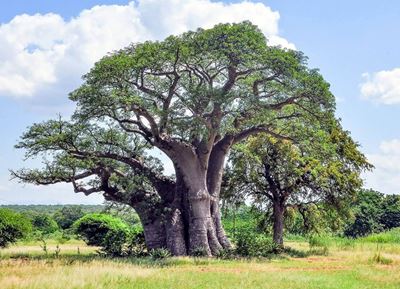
173, 154, 226, 255
140, 140, 232, 256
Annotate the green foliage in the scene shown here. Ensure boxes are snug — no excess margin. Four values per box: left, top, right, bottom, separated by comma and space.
344, 189, 400, 238
53, 206, 84, 229
360, 228, 400, 244
222, 206, 261, 238
0, 208, 32, 248
380, 194, 400, 230
102, 228, 128, 256
26, 212, 59, 235
11, 21, 374, 256
225, 121, 371, 245
126, 225, 146, 256
234, 230, 279, 257
103, 202, 141, 226
73, 213, 130, 256
0, 205, 104, 215
73, 213, 145, 257
285, 204, 347, 236
13, 22, 339, 217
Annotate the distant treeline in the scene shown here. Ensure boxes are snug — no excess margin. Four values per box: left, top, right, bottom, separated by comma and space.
0, 204, 104, 214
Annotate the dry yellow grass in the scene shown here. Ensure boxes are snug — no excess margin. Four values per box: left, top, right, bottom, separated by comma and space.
1, 241, 400, 289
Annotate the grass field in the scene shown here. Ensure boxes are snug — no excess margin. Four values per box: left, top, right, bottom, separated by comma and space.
1, 237, 400, 289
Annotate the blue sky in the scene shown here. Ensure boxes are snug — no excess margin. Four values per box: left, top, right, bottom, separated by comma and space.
0, 0, 399, 204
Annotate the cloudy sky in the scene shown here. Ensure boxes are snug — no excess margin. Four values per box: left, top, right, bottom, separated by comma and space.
0, 0, 399, 204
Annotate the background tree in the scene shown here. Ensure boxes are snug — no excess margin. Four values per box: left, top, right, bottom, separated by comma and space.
0, 208, 32, 248
13, 22, 338, 255
344, 189, 400, 237
227, 122, 371, 246
380, 194, 400, 230
53, 206, 85, 229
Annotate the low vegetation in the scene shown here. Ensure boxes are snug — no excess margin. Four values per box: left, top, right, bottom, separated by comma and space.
1, 232, 400, 289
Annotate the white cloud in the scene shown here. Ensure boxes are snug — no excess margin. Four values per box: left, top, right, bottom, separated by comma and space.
360, 68, 400, 104
0, 0, 294, 103
364, 139, 400, 194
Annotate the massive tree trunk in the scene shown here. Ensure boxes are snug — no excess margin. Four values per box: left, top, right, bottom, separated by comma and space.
129, 195, 188, 255
159, 141, 229, 256
207, 140, 232, 249
272, 201, 285, 246
180, 164, 223, 255
107, 136, 233, 256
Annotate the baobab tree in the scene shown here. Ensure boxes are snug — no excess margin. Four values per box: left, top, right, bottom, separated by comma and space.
13, 22, 337, 255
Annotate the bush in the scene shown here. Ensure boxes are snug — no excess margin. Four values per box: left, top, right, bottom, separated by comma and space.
0, 208, 32, 248
126, 225, 146, 257
26, 213, 59, 235
73, 213, 130, 256
234, 230, 279, 257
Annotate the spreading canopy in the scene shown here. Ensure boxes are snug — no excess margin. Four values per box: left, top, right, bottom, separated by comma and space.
13, 22, 342, 255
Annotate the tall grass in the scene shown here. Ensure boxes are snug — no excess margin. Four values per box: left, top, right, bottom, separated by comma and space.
359, 228, 400, 244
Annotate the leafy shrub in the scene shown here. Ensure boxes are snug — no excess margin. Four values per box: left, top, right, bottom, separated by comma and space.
149, 248, 171, 259
73, 213, 130, 256
126, 225, 146, 257
102, 229, 128, 256
25, 212, 59, 235
234, 230, 278, 257
0, 208, 32, 248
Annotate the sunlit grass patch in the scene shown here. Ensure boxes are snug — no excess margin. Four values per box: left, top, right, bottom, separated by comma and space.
1, 239, 400, 289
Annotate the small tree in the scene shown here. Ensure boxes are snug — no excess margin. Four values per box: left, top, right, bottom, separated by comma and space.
227, 122, 371, 246
0, 208, 32, 248
344, 189, 400, 237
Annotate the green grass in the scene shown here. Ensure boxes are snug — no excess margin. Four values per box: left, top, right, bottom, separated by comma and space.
1, 236, 400, 289
360, 228, 400, 244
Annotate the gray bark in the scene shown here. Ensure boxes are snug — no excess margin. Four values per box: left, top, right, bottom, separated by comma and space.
168, 143, 227, 255
111, 137, 233, 256
207, 139, 233, 249
272, 201, 285, 246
